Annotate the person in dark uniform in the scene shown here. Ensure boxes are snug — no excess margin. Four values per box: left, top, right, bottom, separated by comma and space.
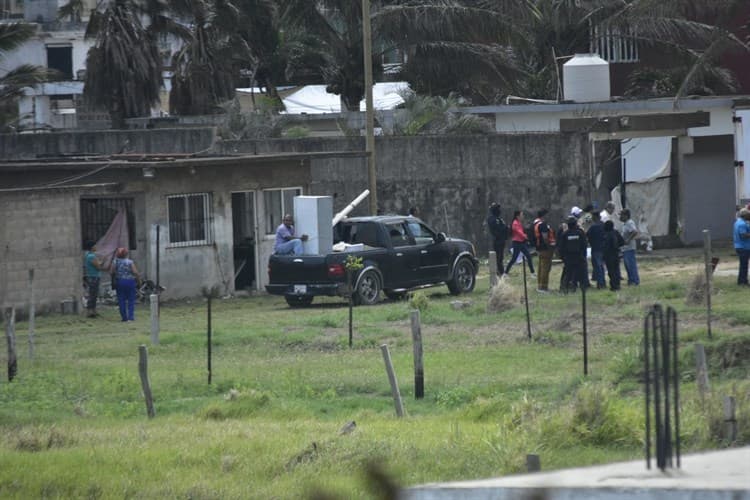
603, 220, 623, 291
558, 216, 588, 293
486, 203, 508, 277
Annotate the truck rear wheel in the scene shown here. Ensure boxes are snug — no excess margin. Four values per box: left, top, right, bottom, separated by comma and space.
285, 295, 314, 307
354, 271, 381, 305
447, 257, 476, 295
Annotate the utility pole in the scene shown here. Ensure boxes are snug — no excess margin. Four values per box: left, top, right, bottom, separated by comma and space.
362, 0, 377, 215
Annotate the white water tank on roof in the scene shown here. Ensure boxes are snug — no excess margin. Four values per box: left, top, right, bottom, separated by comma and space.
563, 54, 611, 103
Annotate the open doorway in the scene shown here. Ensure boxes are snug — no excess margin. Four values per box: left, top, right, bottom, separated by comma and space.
231, 191, 257, 291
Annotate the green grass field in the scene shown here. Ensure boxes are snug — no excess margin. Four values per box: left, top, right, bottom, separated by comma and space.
1, 251, 749, 499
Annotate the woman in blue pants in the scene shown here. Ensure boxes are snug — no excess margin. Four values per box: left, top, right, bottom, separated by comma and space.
112, 247, 141, 321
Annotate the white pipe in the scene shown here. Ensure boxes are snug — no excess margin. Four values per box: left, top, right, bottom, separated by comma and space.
332, 189, 370, 226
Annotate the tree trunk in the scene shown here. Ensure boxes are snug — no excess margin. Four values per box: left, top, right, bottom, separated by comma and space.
109, 93, 126, 130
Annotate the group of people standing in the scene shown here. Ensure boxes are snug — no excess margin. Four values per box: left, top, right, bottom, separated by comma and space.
83, 241, 141, 321
487, 202, 641, 293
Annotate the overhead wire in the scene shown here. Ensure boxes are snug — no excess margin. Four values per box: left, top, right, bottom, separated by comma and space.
23, 160, 116, 189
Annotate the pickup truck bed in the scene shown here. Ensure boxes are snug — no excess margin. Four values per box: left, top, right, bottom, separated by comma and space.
266, 215, 478, 307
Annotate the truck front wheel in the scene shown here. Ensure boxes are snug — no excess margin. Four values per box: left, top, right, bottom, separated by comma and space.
285, 295, 314, 307
447, 258, 476, 295
354, 271, 381, 305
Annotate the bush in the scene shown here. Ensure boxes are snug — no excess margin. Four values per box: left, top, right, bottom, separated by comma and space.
686, 272, 706, 305
408, 291, 429, 312
306, 315, 342, 328
282, 125, 310, 138
435, 387, 475, 408
570, 383, 641, 447
703, 382, 750, 446
198, 390, 271, 420
487, 280, 521, 313
14, 426, 75, 452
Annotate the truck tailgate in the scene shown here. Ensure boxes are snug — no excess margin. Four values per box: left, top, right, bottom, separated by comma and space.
269, 255, 332, 283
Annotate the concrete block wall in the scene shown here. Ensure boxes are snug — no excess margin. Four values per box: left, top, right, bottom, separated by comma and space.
0, 156, 312, 309
223, 134, 592, 255
0, 189, 81, 312
0, 128, 217, 160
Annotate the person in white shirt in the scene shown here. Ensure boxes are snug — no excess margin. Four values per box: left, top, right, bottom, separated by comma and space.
619, 209, 640, 285
600, 201, 616, 223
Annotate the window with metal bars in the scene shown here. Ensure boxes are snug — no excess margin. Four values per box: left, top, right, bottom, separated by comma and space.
80, 198, 136, 249
590, 24, 639, 63
167, 193, 213, 246
263, 187, 302, 235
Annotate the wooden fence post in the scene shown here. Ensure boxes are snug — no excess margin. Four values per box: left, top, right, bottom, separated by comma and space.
694, 343, 710, 401
202, 286, 220, 386
380, 344, 405, 417
138, 345, 155, 418
702, 230, 712, 338
488, 251, 498, 288
724, 396, 737, 444
4, 307, 17, 381
207, 295, 212, 384
410, 310, 424, 399
28, 269, 35, 359
149, 294, 159, 345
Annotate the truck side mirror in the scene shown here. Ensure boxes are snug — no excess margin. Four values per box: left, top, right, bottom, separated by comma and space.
435, 232, 446, 244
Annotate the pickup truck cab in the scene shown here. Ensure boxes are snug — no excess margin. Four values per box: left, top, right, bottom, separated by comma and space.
266, 216, 478, 307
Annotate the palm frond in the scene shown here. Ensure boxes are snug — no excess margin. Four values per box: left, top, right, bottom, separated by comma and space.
0, 23, 37, 55
83, 0, 162, 126
672, 36, 741, 103
0, 65, 56, 101
374, 4, 513, 44
407, 41, 521, 87
58, 0, 86, 21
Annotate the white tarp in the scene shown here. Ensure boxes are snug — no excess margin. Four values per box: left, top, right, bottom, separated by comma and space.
735, 109, 750, 203
619, 137, 672, 238
281, 82, 410, 114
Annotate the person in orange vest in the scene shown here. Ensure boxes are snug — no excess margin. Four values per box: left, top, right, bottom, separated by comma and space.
532, 209, 555, 293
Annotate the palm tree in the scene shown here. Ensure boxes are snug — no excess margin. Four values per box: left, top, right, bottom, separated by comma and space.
168, 0, 240, 115
82, 0, 163, 128
232, 0, 285, 103
489, 0, 750, 101
373, 1, 521, 103
279, 1, 378, 111
0, 23, 56, 129
589, 0, 750, 99
386, 91, 494, 135
279, 1, 522, 109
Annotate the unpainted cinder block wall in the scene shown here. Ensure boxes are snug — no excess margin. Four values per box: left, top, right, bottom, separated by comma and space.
0, 128, 217, 160
222, 134, 593, 255
0, 189, 81, 312
0, 158, 312, 309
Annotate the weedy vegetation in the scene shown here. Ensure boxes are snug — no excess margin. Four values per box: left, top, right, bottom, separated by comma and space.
0, 249, 748, 499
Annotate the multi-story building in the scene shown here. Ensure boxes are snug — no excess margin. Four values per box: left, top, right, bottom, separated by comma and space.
593, 6, 750, 96
0, 0, 97, 129
1, 0, 182, 130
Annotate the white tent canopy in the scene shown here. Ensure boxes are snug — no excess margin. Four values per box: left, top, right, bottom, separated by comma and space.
280, 82, 410, 114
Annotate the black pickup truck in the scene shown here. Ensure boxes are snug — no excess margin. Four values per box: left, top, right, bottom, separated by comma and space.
266, 216, 478, 307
